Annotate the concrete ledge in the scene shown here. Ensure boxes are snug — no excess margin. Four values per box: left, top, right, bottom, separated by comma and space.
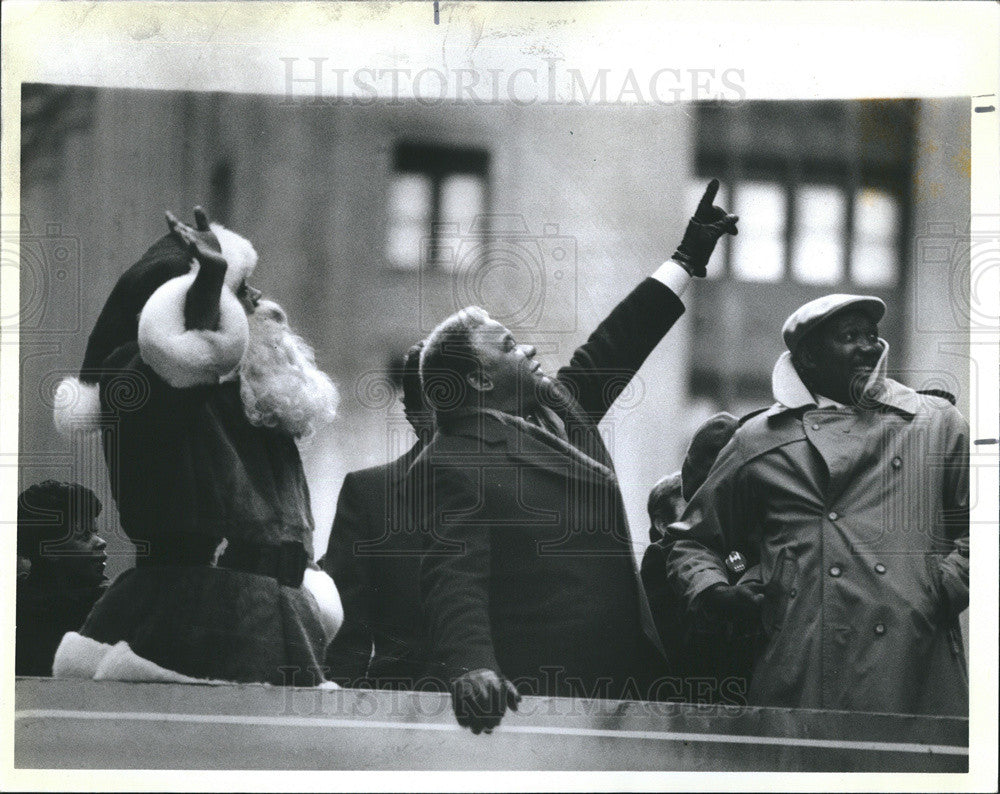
15, 678, 968, 771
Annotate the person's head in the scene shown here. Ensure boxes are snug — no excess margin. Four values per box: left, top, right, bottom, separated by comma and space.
421, 306, 547, 416
52, 207, 338, 440
647, 472, 684, 543
681, 412, 739, 501
54, 207, 259, 434
17, 480, 107, 588
400, 340, 433, 438
784, 294, 886, 406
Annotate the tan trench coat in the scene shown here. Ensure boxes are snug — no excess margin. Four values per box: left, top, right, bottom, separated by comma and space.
663, 364, 969, 716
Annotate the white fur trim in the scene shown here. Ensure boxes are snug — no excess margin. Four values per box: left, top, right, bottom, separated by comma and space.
52, 631, 109, 678
94, 642, 215, 684
53, 632, 227, 684
137, 270, 250, 388
210, 222, 258, 290
302, 566, 344, 645
53, 376, 102, 435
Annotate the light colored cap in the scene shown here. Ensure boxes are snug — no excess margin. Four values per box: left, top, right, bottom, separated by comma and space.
782, 294, 886, 352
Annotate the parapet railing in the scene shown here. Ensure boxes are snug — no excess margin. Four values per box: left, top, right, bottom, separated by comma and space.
14, 677, 968, 772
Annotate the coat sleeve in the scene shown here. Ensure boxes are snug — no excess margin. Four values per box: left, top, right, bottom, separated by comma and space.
137, 271, 249, 388
321, 474, 375, 685
556, 277, 684, 422
659, 438, 751, 610
419, 465, 500, 680
936, 408, 970, 615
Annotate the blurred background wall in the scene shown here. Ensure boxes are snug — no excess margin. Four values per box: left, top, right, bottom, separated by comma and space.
16, 88, 970, 578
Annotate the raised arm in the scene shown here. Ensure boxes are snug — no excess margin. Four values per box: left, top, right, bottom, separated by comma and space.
136, 207, 250, 388
556, 180, 738, 421
165, 207, 228, 331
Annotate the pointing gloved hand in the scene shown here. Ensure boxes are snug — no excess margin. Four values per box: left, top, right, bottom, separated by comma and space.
672, 178, 739, 277
450, 668, 521, 735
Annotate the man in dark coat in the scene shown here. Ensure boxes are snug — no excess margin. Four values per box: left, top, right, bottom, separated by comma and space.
321, 341, 441, 689
16, 481, 108, 676
416, 181, 738, 732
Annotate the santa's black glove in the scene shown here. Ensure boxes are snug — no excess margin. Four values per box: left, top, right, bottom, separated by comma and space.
450, 668, 521, 735
166, 206, 230, 331
672, 179, 739, 277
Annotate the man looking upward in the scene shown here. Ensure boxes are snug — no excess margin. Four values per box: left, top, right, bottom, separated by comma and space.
417, 181, 738, 732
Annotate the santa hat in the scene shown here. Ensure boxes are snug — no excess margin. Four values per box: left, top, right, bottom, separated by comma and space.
54, 220, 257, 435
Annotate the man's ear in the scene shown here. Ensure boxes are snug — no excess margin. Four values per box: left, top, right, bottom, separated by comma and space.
466, 369, 494, 393
793, 344, 816, 375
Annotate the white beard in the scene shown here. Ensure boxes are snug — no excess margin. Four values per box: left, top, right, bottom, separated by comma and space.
238, 300, 339, 438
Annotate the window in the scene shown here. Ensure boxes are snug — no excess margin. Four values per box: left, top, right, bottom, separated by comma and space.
385, 142, 489, 270
688, 100, 916, 407
792, 184, 847, 284
851, 189, 900, 287
732, 181, 786, 282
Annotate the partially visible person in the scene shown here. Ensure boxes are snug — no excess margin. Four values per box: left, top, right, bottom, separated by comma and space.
51, 207, 342, 685
645, 472, 684, 548
321, 341, 442, 689
660, 294, 969, 715
16, 480, 108, 676
640, 412, 741, 691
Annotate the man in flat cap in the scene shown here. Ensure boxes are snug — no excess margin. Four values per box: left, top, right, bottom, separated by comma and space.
657, 294, 969, 715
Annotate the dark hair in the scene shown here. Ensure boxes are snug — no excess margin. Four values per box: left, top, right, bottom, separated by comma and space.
401, 340, 433, 434
680, 413, 739, 501
419, 306, 490, 413
401, 341, 426, 417
17, 480, 101, 562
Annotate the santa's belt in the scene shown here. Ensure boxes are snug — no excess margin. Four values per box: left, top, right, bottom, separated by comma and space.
133, 536, 308, 588
216, 540, 308, 588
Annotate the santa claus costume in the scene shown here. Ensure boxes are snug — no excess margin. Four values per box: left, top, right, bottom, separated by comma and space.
52, 209, 342, 685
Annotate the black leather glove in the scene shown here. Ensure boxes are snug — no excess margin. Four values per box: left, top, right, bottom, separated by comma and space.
697, 581, 765, 622
450, 668, 521, 735
166, 206, 229, 331
672, 179, 739, 277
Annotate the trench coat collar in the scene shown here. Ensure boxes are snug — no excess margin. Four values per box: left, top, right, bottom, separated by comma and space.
766, 340, 921, 418
436, 408, 616, 484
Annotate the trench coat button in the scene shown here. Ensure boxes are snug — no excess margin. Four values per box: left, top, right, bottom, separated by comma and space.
892, 457, 902, 469
874, 623, 886, 635
829, 566, 842, 578
789, 588, 798, 598
874, 563, 886, 574
811, 423, 821, 431
828, 511, 839, 521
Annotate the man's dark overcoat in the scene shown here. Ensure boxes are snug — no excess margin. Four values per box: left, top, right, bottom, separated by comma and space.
322, 443, 440, 688
417, 278, 684, 700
